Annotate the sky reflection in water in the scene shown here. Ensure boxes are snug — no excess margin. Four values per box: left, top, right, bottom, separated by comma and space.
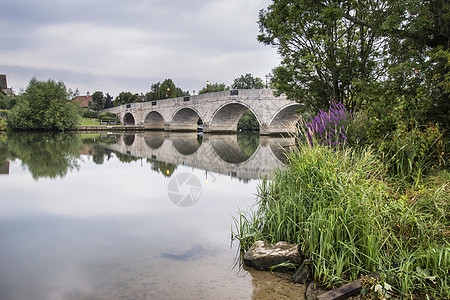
0, 132, 296, 300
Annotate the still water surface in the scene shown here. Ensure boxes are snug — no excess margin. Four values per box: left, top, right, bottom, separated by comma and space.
0, 131, 304, 300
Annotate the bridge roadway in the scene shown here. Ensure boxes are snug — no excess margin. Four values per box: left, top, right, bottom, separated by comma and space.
104, 132, 296, 180
104, 89, 303, 135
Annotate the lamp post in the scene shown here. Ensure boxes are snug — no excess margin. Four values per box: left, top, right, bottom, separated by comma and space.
166, 87, 171, 98
206, 80, 210, 93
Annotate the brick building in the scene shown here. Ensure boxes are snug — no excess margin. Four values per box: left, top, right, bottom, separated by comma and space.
71, 95, 92, 108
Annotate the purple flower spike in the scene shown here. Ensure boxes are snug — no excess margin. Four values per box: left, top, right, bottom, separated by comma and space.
303, 102, 350, 148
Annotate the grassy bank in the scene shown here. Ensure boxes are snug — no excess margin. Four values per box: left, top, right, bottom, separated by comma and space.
79, 117, 122, 126
234, 142, 449, 298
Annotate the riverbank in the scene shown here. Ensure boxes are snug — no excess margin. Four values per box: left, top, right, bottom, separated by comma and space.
234, 143, 449, 299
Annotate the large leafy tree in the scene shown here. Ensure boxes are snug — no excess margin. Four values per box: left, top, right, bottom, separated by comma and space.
259, 0, 449, 126
339, 0, 449, 126
232, 73, 265, 89
90, 91, 106, 111
258, 0, 383, 111
145, 79, 189, 101
7, 78, 79, 131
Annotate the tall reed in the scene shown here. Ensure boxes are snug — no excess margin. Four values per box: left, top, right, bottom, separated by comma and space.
233, 143, 449, 298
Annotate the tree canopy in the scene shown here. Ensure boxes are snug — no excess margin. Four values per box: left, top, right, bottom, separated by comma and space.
90, 91, 106, 111
232, 74, 265, 89
258, 0, 382, 111
7, 78, 79, 131
145, 79, 189, 101
0, 91, 16, 110
104, 93, 114, 109
113, 92, 141, 106
258, 0, 449, 127
198, 82, 229, 95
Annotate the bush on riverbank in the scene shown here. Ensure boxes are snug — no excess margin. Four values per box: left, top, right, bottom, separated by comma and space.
7, 78, 79, 131
234, 139, 449, 298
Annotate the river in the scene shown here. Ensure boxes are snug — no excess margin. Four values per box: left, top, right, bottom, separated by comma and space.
0, 131, 305, 300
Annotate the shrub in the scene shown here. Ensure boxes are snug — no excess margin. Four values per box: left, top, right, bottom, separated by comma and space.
377, 122, 446, 179
98, 112, 118, 122
80, 109, 98, 118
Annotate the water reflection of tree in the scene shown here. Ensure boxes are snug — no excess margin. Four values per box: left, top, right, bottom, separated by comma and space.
0, 133, 7, 162
7, 132, 83, 180
80, 134, 117, 165
113, 151, 141, 163
147, 158, 177, 177
0, 133, 8, 174
91, 146, 114, 165
237, 131, 259, 157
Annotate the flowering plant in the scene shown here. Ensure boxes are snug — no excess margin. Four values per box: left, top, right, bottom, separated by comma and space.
303, 102, 349, 148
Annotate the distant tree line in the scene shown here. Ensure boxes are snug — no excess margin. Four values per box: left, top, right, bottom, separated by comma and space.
2, 73, 268, 131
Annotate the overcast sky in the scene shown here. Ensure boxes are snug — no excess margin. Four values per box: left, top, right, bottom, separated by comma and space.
0, 0, 279, 97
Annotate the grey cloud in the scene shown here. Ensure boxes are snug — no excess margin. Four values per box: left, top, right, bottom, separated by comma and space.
1, 0, 278, 97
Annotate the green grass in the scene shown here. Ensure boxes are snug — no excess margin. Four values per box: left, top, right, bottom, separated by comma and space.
79, 117, 122, 126
79, 117, 101, 126
233, 144, 449, 298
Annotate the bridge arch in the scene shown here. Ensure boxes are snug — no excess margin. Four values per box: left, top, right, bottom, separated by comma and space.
123, 134, 136, 146
144, 132, 165, 149
269, 103, 303, 134
123, 112, 136, 125
144, 111, 165, 130
209, 102, 261, 133
169, 108, 203, 132
171, 133, 202, 156
210, 134, 257, 164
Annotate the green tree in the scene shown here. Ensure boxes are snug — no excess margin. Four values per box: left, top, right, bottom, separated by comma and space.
258, 0, 383, 111
113, 92, 140, 106
7, 78, 79, 131
0, 92, 16, 110
232, 73, 265, 89
237, 110, 260, 131
198, 82, 229, 95
90, 91, 106, 111
104, 93, 114, 109
259, 0, 449, 127
145, 79, 189, 101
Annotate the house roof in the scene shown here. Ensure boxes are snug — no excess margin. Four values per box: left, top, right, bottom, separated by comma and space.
71, 95, 92, 108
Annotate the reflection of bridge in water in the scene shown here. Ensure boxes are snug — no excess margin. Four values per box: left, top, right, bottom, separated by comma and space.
105, 132, 296, 180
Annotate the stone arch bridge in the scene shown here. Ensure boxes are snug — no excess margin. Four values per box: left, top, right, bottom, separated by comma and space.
103, 89, 302, 135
